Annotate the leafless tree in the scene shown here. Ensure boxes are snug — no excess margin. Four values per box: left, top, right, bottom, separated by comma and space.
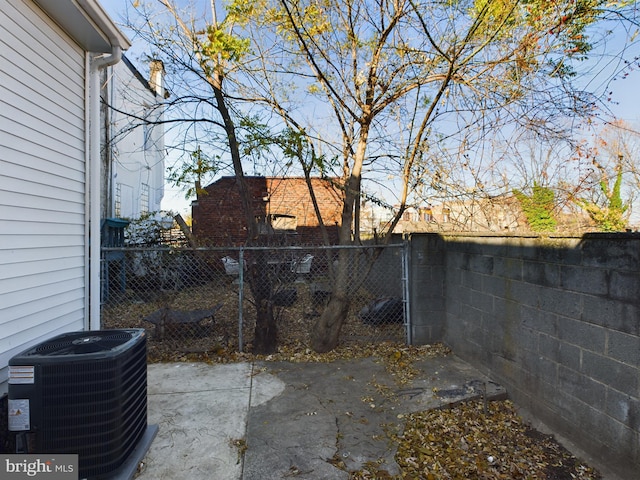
113, 0, 638, 351
237, 0, 638, 350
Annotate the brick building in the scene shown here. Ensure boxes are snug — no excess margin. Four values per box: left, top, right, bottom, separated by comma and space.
191, 176, 343, 245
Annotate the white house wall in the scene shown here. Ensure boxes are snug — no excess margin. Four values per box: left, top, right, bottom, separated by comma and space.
109, 59, 165, 219
0, 0, 88, 394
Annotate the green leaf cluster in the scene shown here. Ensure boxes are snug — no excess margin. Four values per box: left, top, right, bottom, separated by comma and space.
522, 0, 633, 58
201, 25, 250, 63
576, 168, 629, 232
513, 182, 557, 232
167, 146, 219, 199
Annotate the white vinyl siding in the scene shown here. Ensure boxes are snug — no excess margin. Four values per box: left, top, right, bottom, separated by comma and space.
0, 0, 87, 393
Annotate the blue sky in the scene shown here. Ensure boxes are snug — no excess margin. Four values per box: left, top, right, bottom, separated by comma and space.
101, 0, 639, 123
99, 0, 640, 218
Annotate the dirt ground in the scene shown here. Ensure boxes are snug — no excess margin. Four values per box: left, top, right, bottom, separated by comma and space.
102, 276, 406, 362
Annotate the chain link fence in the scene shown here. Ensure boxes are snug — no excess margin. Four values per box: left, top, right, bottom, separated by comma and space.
101, 243, 409, 361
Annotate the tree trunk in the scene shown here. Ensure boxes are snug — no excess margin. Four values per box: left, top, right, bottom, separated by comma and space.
210, 71, 278, 352
310, 292, 350, 353
310, 246, 352, 352
253, 296, 277, 354
174, 213, 197, 247
248, 248, 278, 354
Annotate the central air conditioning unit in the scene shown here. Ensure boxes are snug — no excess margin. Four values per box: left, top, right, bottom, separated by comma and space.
8, 329, 148, 479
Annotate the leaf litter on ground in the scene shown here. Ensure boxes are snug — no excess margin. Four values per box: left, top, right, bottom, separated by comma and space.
384, 399, 600, 480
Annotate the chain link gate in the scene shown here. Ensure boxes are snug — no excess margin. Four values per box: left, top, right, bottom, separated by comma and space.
101, 243, 409, 361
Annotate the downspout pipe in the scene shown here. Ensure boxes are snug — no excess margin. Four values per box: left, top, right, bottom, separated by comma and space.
89, 46, 122, 331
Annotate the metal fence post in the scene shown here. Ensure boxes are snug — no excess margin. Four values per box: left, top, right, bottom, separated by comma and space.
402, 240, 412, 345
238, 247, 244, 352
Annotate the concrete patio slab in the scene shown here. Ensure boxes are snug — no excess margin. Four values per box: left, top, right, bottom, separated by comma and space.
135, 356, 507, 479
137, 363, 283, 480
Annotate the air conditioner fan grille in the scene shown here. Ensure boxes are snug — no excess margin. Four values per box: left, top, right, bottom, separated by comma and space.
32, 331, 133, 355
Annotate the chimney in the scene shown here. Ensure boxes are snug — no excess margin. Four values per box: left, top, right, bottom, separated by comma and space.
149, 59, 166, 98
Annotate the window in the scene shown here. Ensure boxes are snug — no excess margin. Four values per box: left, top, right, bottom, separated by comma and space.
421, 206, 433, 222
114, 184, 122, 217
271, 214, 297, 231
141, 184, 149, 215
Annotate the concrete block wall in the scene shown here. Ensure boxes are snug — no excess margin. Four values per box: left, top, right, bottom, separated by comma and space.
410, 233, 640, 479
408, 234, 447, 344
